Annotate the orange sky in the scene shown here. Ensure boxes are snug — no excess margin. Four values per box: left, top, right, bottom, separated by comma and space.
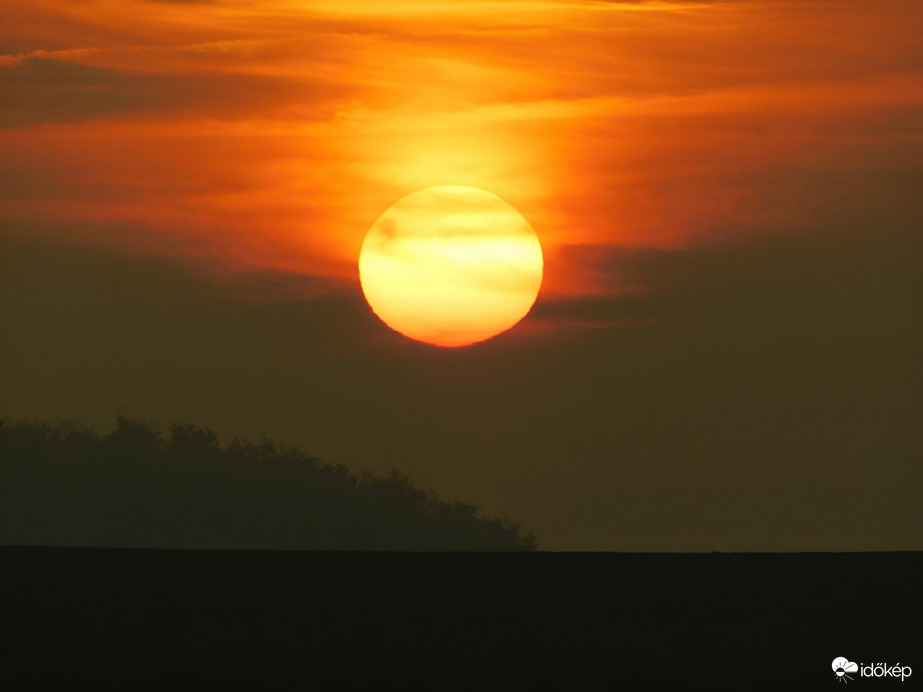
2, 1, 922, 552
2, 0, 921, 298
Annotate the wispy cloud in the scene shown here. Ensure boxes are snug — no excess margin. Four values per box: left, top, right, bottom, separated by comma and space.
1, 0, 920, 294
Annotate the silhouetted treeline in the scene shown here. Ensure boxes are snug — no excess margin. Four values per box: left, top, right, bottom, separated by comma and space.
0, 418, 536, 551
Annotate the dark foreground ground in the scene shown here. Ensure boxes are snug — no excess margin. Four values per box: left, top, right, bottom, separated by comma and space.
1, 548, 920, 688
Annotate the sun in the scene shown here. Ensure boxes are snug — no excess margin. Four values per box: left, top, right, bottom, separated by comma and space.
358, 186, 544, 347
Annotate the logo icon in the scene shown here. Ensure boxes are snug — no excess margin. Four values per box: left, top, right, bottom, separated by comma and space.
833, 657, 859, 683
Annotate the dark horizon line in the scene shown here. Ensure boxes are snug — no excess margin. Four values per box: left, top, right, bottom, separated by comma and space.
3, 545, 920, 555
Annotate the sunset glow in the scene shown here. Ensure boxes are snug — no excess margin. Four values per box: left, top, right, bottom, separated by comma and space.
3, 0, 919, 302
2, 0, 921, 555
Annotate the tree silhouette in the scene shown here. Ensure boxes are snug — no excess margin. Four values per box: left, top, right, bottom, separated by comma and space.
0, 418, 537, 551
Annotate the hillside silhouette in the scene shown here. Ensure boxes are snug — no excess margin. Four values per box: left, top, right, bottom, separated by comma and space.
0, 417, 536, 551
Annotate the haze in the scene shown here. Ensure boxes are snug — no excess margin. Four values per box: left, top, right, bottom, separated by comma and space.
1, 0, 921, 550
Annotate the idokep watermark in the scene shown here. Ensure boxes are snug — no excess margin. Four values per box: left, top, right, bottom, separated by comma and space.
832, 657, 912, 683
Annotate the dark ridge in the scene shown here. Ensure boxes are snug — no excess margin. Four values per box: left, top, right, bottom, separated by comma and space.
0, 417, 536, 551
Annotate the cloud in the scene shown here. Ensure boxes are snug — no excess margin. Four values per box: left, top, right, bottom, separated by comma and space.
536, 223, 923, 336
832, 658, 858, 674
0, 56, 353, 128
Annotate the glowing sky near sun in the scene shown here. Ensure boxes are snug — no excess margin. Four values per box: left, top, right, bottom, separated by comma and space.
1, 0, 921, 300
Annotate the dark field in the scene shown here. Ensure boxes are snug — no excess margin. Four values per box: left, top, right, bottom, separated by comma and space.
2, 548, 920, 688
